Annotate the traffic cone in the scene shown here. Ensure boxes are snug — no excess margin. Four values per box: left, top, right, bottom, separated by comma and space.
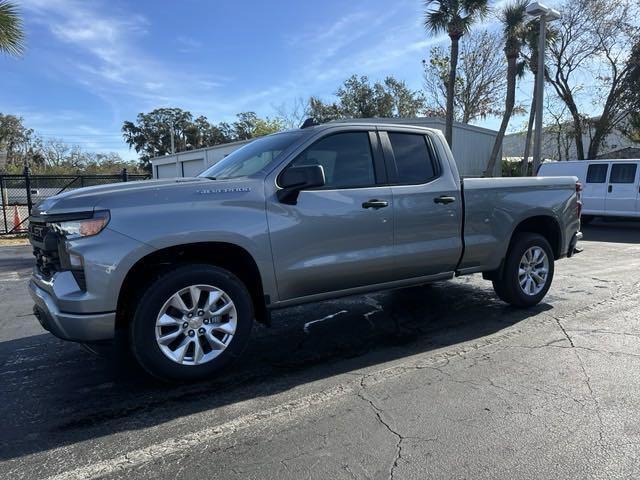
13, 205, 23, 232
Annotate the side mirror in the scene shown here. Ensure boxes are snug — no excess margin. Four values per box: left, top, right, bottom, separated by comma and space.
277, 165, 326, 204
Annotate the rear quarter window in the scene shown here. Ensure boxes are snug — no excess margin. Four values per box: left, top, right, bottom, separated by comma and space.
388, 132, 438, 184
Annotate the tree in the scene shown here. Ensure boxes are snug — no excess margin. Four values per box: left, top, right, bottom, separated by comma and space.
219, 112, 284, 141
0, 1, 24, 57
122, 108, 284, 170
423, 29, 507, 123
273, 98, 311, 129
308, 75, 427, 122
0, 113, 33, 165
423, 0, 489, 146
484, 0, 528, 177
122, 108, 228, 169
545, 0, 640, 159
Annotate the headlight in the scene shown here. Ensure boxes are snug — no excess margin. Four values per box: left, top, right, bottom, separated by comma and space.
50, 210, 110, 240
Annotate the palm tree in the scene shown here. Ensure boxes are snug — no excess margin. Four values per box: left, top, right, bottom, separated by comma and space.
424, 0, 489, 147
484, 0, 528, 177
0, 1, 24, 57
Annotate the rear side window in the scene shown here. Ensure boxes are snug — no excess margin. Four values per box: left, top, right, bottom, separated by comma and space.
609, 163, 637, 184
586, 164, 608, 183
289, 132, 376, 189
388, 133, 437, 184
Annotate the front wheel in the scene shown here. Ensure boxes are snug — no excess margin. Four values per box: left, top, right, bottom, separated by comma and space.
130, 264, 253, 382
492, 233, 555, 308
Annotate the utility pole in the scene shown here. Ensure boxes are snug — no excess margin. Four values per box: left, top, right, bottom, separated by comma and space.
170, 125, 179, 176
526, 2, 561, 173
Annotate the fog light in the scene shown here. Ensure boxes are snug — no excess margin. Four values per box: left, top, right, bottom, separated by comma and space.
69, 253, 83, 268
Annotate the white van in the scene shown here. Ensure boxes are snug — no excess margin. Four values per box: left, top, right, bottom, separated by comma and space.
538, 159, 640, 222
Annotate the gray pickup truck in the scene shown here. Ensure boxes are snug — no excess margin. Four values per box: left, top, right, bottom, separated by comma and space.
28, 122, 583, 381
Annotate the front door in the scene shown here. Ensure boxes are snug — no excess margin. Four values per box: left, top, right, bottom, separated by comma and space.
605, 162, 639, 216
380, 130, 463, 279
267, 131, 394, 301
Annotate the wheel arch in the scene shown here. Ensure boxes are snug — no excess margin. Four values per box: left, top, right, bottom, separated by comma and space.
115, 242, 269, 333
510, 215, 563, 260
483, 214, 562, 282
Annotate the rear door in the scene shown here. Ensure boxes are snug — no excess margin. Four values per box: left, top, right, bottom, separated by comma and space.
379, 129, 462, 280
583, 163, 609, 214
605, 162, 639, 216
266, 130, 395, 301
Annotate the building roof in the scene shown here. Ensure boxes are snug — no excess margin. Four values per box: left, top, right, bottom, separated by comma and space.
596, 147, 640, 159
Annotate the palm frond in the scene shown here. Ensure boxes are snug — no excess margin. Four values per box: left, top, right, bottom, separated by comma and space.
462, 0, 490, 19
0, 1, 24, 56
501, 0, 528, 33
424, 1, 452, 34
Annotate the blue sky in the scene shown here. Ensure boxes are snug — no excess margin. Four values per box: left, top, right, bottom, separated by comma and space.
2, 0, 519, 160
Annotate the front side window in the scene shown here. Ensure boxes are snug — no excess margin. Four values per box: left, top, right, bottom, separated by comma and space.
288, 132, 376, 189
388, 132, 437, 184
609, 163, 637, 184
586, 164, 608, 183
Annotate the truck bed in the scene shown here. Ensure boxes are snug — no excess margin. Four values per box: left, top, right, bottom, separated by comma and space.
458, 176, 581, 274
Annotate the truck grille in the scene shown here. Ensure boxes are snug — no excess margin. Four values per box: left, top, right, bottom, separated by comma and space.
29, 222, 61, 279
29, 221, 47, 243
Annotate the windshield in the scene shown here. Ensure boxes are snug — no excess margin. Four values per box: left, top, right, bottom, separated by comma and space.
199, 132, 304, 180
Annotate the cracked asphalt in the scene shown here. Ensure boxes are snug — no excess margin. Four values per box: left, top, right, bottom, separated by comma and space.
1, 219, 640, 479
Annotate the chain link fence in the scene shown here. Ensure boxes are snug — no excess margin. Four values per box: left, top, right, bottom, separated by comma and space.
0, 168, 150, 235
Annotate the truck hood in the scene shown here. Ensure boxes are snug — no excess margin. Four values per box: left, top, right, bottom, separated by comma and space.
31, 177, 253, 216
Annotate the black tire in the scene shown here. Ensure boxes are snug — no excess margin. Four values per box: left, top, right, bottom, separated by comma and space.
130, 264, 253, 382
581, 215, 594, 225
492, 233, 555, 308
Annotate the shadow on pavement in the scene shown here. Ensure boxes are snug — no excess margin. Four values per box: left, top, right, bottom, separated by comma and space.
0, 279, 550, 461
582, 218, 640, 244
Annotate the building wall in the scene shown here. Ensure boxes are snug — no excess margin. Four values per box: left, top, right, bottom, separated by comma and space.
503, 127, 637, 161
151, 139, 252, 179
150, 118, 500, 179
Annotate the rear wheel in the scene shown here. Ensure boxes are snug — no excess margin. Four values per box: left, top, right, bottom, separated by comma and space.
130, 264, 253, 382
492, 233, 554, 308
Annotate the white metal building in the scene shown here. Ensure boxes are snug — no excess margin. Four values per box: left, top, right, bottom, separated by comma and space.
150, 118, 500, 179
151, 139, 253, 179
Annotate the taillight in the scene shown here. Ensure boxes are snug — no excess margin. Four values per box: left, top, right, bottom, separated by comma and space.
576, 181, 583, 218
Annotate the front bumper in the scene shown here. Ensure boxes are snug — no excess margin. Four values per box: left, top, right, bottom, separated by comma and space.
29, 280, 115, 342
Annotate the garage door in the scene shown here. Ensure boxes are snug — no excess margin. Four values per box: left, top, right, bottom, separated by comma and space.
156, 163, 177, 179
182, 159, 205, 177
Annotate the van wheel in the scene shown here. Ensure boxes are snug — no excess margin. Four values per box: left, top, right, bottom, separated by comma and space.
130, 264, 253, 382
581, 215, 594, 225
492, 233, 554, 308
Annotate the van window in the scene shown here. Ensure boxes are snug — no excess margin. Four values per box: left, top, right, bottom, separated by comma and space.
610, 163, 637, 184
586, 164, 608, 183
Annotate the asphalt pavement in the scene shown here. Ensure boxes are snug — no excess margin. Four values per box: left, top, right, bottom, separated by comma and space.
1, 219, 640, 479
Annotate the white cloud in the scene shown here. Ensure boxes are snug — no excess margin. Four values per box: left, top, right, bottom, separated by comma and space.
20, 0, 230, 115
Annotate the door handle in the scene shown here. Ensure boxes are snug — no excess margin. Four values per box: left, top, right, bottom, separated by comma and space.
434, 195, 456, 205
362, 199, 389, 209
608, 185, 612, 193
